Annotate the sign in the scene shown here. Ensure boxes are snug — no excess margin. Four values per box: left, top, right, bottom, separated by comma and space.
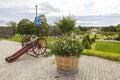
34, 17, 40, 27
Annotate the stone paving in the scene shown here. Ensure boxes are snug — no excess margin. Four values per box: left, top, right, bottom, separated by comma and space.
0, 40, 120, 80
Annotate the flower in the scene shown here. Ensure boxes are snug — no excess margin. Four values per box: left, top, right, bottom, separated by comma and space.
51, 36, 83, 56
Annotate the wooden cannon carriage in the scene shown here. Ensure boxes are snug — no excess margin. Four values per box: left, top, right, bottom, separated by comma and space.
5, 36, 47, 63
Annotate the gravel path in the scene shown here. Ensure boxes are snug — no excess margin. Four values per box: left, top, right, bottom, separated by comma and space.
0, 40, 120, 80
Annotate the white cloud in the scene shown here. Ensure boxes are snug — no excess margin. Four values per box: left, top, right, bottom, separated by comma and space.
0, 0, 120, 26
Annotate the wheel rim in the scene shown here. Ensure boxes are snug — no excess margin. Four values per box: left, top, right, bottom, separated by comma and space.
33, 38, 47, 56
21, 35, 35, 51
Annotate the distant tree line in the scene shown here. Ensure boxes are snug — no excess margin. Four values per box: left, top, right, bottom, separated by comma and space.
78, 25, 120, 32
7, 14, 120, 37
7, 15, 76, 36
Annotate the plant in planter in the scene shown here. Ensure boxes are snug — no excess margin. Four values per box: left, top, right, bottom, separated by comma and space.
51, 36, 83, 74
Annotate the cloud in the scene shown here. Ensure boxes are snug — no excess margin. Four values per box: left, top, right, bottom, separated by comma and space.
39, 2, 61, 13
0, 0, 120, 26
47, 13, 120, 26
76, 13, 120, 26
0, 7, 35, 23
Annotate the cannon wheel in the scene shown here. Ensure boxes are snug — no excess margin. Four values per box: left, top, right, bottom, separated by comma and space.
33, 37, 47, 56
21, 35, 35, 51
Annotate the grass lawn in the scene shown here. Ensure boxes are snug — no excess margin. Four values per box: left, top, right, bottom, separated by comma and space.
45, 37, 56, 43
83, 49, 120, 61
0, 34, 23, 42
8, 34, 23, 42
95, 41, 120, 54
83, 40, 120, 61
0, 34, 57, 43
0, 38, 3, 40
0, 34, 120, 61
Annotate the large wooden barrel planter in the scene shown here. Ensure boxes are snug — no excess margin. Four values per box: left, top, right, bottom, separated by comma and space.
55, 56, 80, 74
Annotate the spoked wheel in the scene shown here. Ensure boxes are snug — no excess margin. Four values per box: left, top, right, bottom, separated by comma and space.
21, 35, 36, 51
33, 37, 47, 56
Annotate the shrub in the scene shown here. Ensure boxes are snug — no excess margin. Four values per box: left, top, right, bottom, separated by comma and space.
104, 36, 113, 40
114, 34, 120, 41
55, 16, 76, 34
82, 34, 92, 49
91, 34, 97, 42
100, 32, 120, 36
82, 33, 97, 49
86, 34, 93, 44
51, 36, 83, 56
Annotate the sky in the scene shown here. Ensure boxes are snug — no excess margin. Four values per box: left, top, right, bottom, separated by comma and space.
0, 0, 120, 26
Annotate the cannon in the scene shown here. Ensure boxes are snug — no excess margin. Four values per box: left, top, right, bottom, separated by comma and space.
5, 5, 48, 63
21, 35, 47, 55
5, 37, 47, 63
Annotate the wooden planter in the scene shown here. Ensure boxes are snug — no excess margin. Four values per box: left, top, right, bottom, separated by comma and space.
55, 56, 80, 74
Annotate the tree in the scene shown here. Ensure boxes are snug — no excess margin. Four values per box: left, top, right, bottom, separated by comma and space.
73, 27, 81, 35
38, 14, 50, 36
55, 16, 76, 34
49, 26, 62, 36
17, 19, 36, 35
109, 25, 117, 32
116, 24, 120, 32
7, 21, 17, 36
101, 25, 117, 32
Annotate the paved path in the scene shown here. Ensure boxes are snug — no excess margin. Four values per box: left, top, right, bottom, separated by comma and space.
0, 40, 120, 80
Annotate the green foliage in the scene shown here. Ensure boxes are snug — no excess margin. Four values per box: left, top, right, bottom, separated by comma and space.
96, 41, 120, 54
48, 26, 62, 36
79, 31, 87, 35
38, 14, 50, 36
82, 34, 92, 49
73, 27, 81, 35
114, 34, 120, 41
101, 25, 117, 32
78, 26, 99, 31
17, 19, 36, 35
100, 32, 120, 36
46, 37, 56, 43
96, 34, 104, 39
82, 33, 97, 49
86, 34, 93, 44
83, 49, 120, 61
55, 16, 76, 34
104, 36, 113, 40
116, 24, 120, 32
51, 36, 83, 56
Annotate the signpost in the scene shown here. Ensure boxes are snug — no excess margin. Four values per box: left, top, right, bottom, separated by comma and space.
35, 17, 40, 27
35, 5, 40, 36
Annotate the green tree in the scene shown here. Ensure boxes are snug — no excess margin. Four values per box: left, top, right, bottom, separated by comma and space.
55, 16, 76, 34
17, 19, 36, 35
73, 27, 81, 35
38, 14, 50, 36
116, 24, 120, 32
101, 25, 117, 32
7, 21, 17, 36
49, 26, 62, 36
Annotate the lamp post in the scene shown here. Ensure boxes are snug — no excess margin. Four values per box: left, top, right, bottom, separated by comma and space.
35, 5, 40, 37
35, 5, 38, 18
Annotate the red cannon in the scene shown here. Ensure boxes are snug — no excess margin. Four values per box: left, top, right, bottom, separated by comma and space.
5, 37, 47, 63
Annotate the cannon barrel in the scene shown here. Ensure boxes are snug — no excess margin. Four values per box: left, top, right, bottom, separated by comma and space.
5, 38, 40, 63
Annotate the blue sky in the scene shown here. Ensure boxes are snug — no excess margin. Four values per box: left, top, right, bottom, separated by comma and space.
0, 0, 120, 26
